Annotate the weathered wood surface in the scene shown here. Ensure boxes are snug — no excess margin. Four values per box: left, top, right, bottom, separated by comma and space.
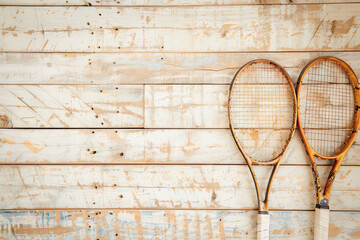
1, 129, 359, 165
145, 85, 228, 128
0, 85, 143, 128
1, 5, 360, 52
3, 52, 360, 85
0, 165, 358, 210
1, 0, 360, 6
0, 210, 359, 240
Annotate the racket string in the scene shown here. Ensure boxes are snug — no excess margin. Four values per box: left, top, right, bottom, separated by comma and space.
230, 62, 295, 162
301, 60, 356, 156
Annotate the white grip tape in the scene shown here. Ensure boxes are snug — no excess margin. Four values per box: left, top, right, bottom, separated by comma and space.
257, 212, 270, 240
314, 207, 329, 240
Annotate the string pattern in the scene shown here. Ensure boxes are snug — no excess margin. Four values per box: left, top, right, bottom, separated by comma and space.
299, 59, 355, 156
229, 62, 296, 162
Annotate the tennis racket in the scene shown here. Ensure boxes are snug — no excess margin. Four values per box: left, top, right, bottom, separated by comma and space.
297, 57, 360, 240
228, 60, 297, 240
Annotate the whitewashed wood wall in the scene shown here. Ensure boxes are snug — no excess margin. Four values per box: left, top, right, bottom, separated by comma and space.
0, 1, 360, 239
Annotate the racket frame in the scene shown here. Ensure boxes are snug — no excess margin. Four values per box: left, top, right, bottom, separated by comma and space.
228, 59, 297, 212
296, 56, 360, 207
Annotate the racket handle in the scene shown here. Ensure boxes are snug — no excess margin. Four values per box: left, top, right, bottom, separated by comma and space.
314, 207, 329, 240
257, 211, 269, 240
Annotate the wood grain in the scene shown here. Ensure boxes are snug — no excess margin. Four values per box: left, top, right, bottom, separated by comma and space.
0, 85, 143, 128
4, 52, 360, 85
0, 210, 359, 239
0, 129, 359, 165
144, 85, 228, 128
0, 165, 358, 210
1, 5, 360, 52
0, 0, 359, 6
2, 52, 360, 85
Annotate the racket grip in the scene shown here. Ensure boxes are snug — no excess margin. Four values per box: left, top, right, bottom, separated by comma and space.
314, 207, 329, 240
257, 211, 270, 240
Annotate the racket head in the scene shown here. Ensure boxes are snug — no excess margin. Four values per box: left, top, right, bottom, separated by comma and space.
297, 57, 360, 160
228, 59, 297, 165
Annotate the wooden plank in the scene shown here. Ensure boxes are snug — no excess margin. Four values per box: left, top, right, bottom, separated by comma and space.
1, 5, 360, 52
3, 52, 360, 85
0, 0, 359, 6
0, 165, 358, 210
0, 129, 359, 165
0, 85, 143, 128
2, 52, 360, 85
144, 85, 227, 128
0, 210, 359, 239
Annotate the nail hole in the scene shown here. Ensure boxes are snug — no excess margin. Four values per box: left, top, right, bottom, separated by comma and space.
87, 149, 90, 151
99, 89, 102, 92
119, 195, 123, 198
99, 13, 102, 16
90, 150, 97, 154
87, 22, 90, 25
101, 122, 104, 125
120, 152, 124, 156
95, 115, 98, 118
116, 110, 119, 113
92, 131, 95, 134
113, 184, 117, 186
91, 107, 94, 110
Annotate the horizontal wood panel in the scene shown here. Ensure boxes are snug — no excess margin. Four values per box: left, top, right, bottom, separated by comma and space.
2, 52, 360, 85
0, 210, 359, 239
0, 165, 358, 210
145, 85, 228, 128
1, 0, 360, 6
0, 85, 143, 128
4, 129, 358, 165
1, 5, 360, 52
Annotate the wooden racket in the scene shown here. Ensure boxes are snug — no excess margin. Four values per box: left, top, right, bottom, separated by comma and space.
297, 57, 360, 240
228, 60, 297, 240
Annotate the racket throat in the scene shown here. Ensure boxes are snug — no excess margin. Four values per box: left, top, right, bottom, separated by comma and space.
258, 200, 269, 212
316, 198, 329, 209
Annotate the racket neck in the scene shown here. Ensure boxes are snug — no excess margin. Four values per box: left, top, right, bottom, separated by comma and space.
249, 161, 281, 212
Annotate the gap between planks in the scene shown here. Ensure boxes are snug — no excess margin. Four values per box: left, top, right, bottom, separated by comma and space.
3, 50, 360, 54
1, 3, 360, 7
1, 208, 359, 212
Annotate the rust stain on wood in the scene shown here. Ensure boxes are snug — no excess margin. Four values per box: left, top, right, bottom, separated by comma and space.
328, 223, 341, 237
0, 115, 12, 127
1, 137, 15, 145
23, 140, 44, 153
134, 211, 144, 237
